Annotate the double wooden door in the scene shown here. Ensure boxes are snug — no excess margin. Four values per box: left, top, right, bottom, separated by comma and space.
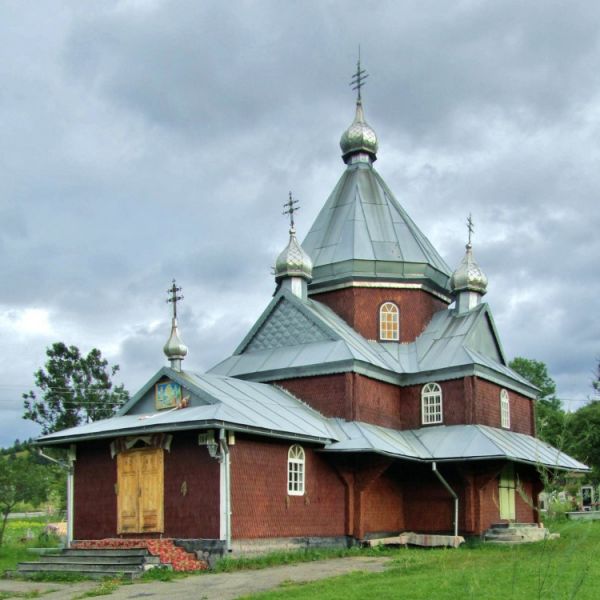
117, 447, 164, 534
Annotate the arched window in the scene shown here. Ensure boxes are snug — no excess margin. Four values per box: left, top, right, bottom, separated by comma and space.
422, 382, 443, 424
287, 444, 305, 496
500, 389, 510, 429
379, 302, 399, 341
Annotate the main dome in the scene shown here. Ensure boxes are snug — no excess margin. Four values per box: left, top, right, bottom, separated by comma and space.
340, 100, 378, 163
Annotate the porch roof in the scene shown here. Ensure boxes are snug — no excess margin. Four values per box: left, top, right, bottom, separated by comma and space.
324, 421, 589, 472
35, 369, 336, 445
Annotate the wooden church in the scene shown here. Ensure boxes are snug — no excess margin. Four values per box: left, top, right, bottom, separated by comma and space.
38, 65, 587, 555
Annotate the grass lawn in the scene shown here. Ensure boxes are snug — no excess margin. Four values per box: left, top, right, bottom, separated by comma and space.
240, 521, 600, 600
0, 517, 61, 576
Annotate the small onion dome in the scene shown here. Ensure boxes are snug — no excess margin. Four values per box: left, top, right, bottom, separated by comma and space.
450, 243, 488, 295
275, 227, 313, 282
163, 318, 188, 361
340, 99, 378, 164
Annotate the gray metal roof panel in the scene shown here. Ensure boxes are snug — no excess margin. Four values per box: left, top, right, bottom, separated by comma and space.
38, 370, 336, 445
323, 421, 588, 471
210, 292, 535, 397
324, 419, 427, 459
303, 163, 452, 290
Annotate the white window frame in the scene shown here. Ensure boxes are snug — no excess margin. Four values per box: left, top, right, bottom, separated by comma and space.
379, 302, 399, 341
500, 389, 510, 429
421, 382, 443, 424
287, 444, 305, 496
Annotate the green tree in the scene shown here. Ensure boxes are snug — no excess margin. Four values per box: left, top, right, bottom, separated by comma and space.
562, 362, 600, 484
509, 356, 566, 447
23, 342, 129, 435
565, 400, 600, 484
0, 455, 50, 546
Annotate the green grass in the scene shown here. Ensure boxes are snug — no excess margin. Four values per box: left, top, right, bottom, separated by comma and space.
0, 518, 61, 577
239, 521, 600, 600
72, 579, 122, 598
4, 518, 600, 599
212, 545, 390, 573
138, 565, 186, 582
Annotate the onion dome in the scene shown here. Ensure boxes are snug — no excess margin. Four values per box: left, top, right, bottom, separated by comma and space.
450, 242, 488, 295
275, 226, 313, 282
340, 100, 379, 164
164, 318, 188, 364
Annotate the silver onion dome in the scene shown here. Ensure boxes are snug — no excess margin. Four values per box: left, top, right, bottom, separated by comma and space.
163, 318, 188, 361
450, 243, 488, 295
340, 100, 378, 163
275, 227, 313, 282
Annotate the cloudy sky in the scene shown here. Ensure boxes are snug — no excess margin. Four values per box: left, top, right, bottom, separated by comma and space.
1, 1, 599, 447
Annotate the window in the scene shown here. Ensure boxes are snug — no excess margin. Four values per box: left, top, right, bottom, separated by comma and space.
421, 383, 443, 424
379, 302, 399, 341
287, 444, 305, 495
500, 389, 510, 429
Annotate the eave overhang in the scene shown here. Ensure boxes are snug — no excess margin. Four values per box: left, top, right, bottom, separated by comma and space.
34, 419, 333, 448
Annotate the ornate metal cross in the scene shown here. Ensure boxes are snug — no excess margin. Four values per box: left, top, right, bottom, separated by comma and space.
166, 279, 183, 319
467, 213, 474, 246
282, 191, 300, 229
350, 46, 368, 101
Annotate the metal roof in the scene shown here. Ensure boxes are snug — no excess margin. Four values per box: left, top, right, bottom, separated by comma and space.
35, 368, 586, 472
324, 421, 588, 472
37, 369, 336, 445
210, 290, 536, 396
302, 162, 452, 293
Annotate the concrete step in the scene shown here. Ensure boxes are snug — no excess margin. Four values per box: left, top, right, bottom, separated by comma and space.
16, 546, 158, 579
490, 522, 537, 529
64, 548, 150, 557
484, 523, 551, 544
16, 566, 142, 580
36, 555, 153, 565
16, 561, 143, 574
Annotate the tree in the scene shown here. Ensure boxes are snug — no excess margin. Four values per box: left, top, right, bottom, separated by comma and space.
563, 362, 600, 484
509, 356, 565, 447
564, 400, 600, 484
23, 342, 129, 435
0, 455, 50, 546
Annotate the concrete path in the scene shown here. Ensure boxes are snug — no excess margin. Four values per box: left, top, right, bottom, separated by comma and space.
0, 556, 390, 599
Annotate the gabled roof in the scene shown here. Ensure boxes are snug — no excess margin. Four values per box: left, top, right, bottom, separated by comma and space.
324, 421, 588, 472
37, 367, 336, 446
211, 289, 398, 380
209, 291, 536, 396
302, 162, 452, 294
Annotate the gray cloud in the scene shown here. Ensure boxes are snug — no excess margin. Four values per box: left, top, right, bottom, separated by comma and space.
1, 1, 598, 446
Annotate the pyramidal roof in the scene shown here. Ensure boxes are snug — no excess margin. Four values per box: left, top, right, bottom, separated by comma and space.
302, 99, 452, 297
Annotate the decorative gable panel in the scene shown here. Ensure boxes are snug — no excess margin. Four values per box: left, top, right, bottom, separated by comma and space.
245, 300, 333, 352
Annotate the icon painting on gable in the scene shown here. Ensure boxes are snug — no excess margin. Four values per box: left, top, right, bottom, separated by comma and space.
155, 381, 181, 410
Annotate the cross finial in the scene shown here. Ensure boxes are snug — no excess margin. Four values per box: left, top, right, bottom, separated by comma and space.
466, 213, 474, 247
282, 191, 300, 230
350, 45, 368, 102
166, 279, 183, 319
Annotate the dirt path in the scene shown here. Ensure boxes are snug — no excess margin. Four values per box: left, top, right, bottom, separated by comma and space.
0, 556, 390, 600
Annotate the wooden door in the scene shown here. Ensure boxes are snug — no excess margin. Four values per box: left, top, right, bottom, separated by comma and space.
499, 464, 516, 520
117, 448, 164, 534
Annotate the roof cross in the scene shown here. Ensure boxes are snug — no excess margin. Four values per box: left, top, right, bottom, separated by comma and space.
282, 191, 300, 230
166, 279, 183, 319
350, 46, 368, 101
467, 213, 474, 246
